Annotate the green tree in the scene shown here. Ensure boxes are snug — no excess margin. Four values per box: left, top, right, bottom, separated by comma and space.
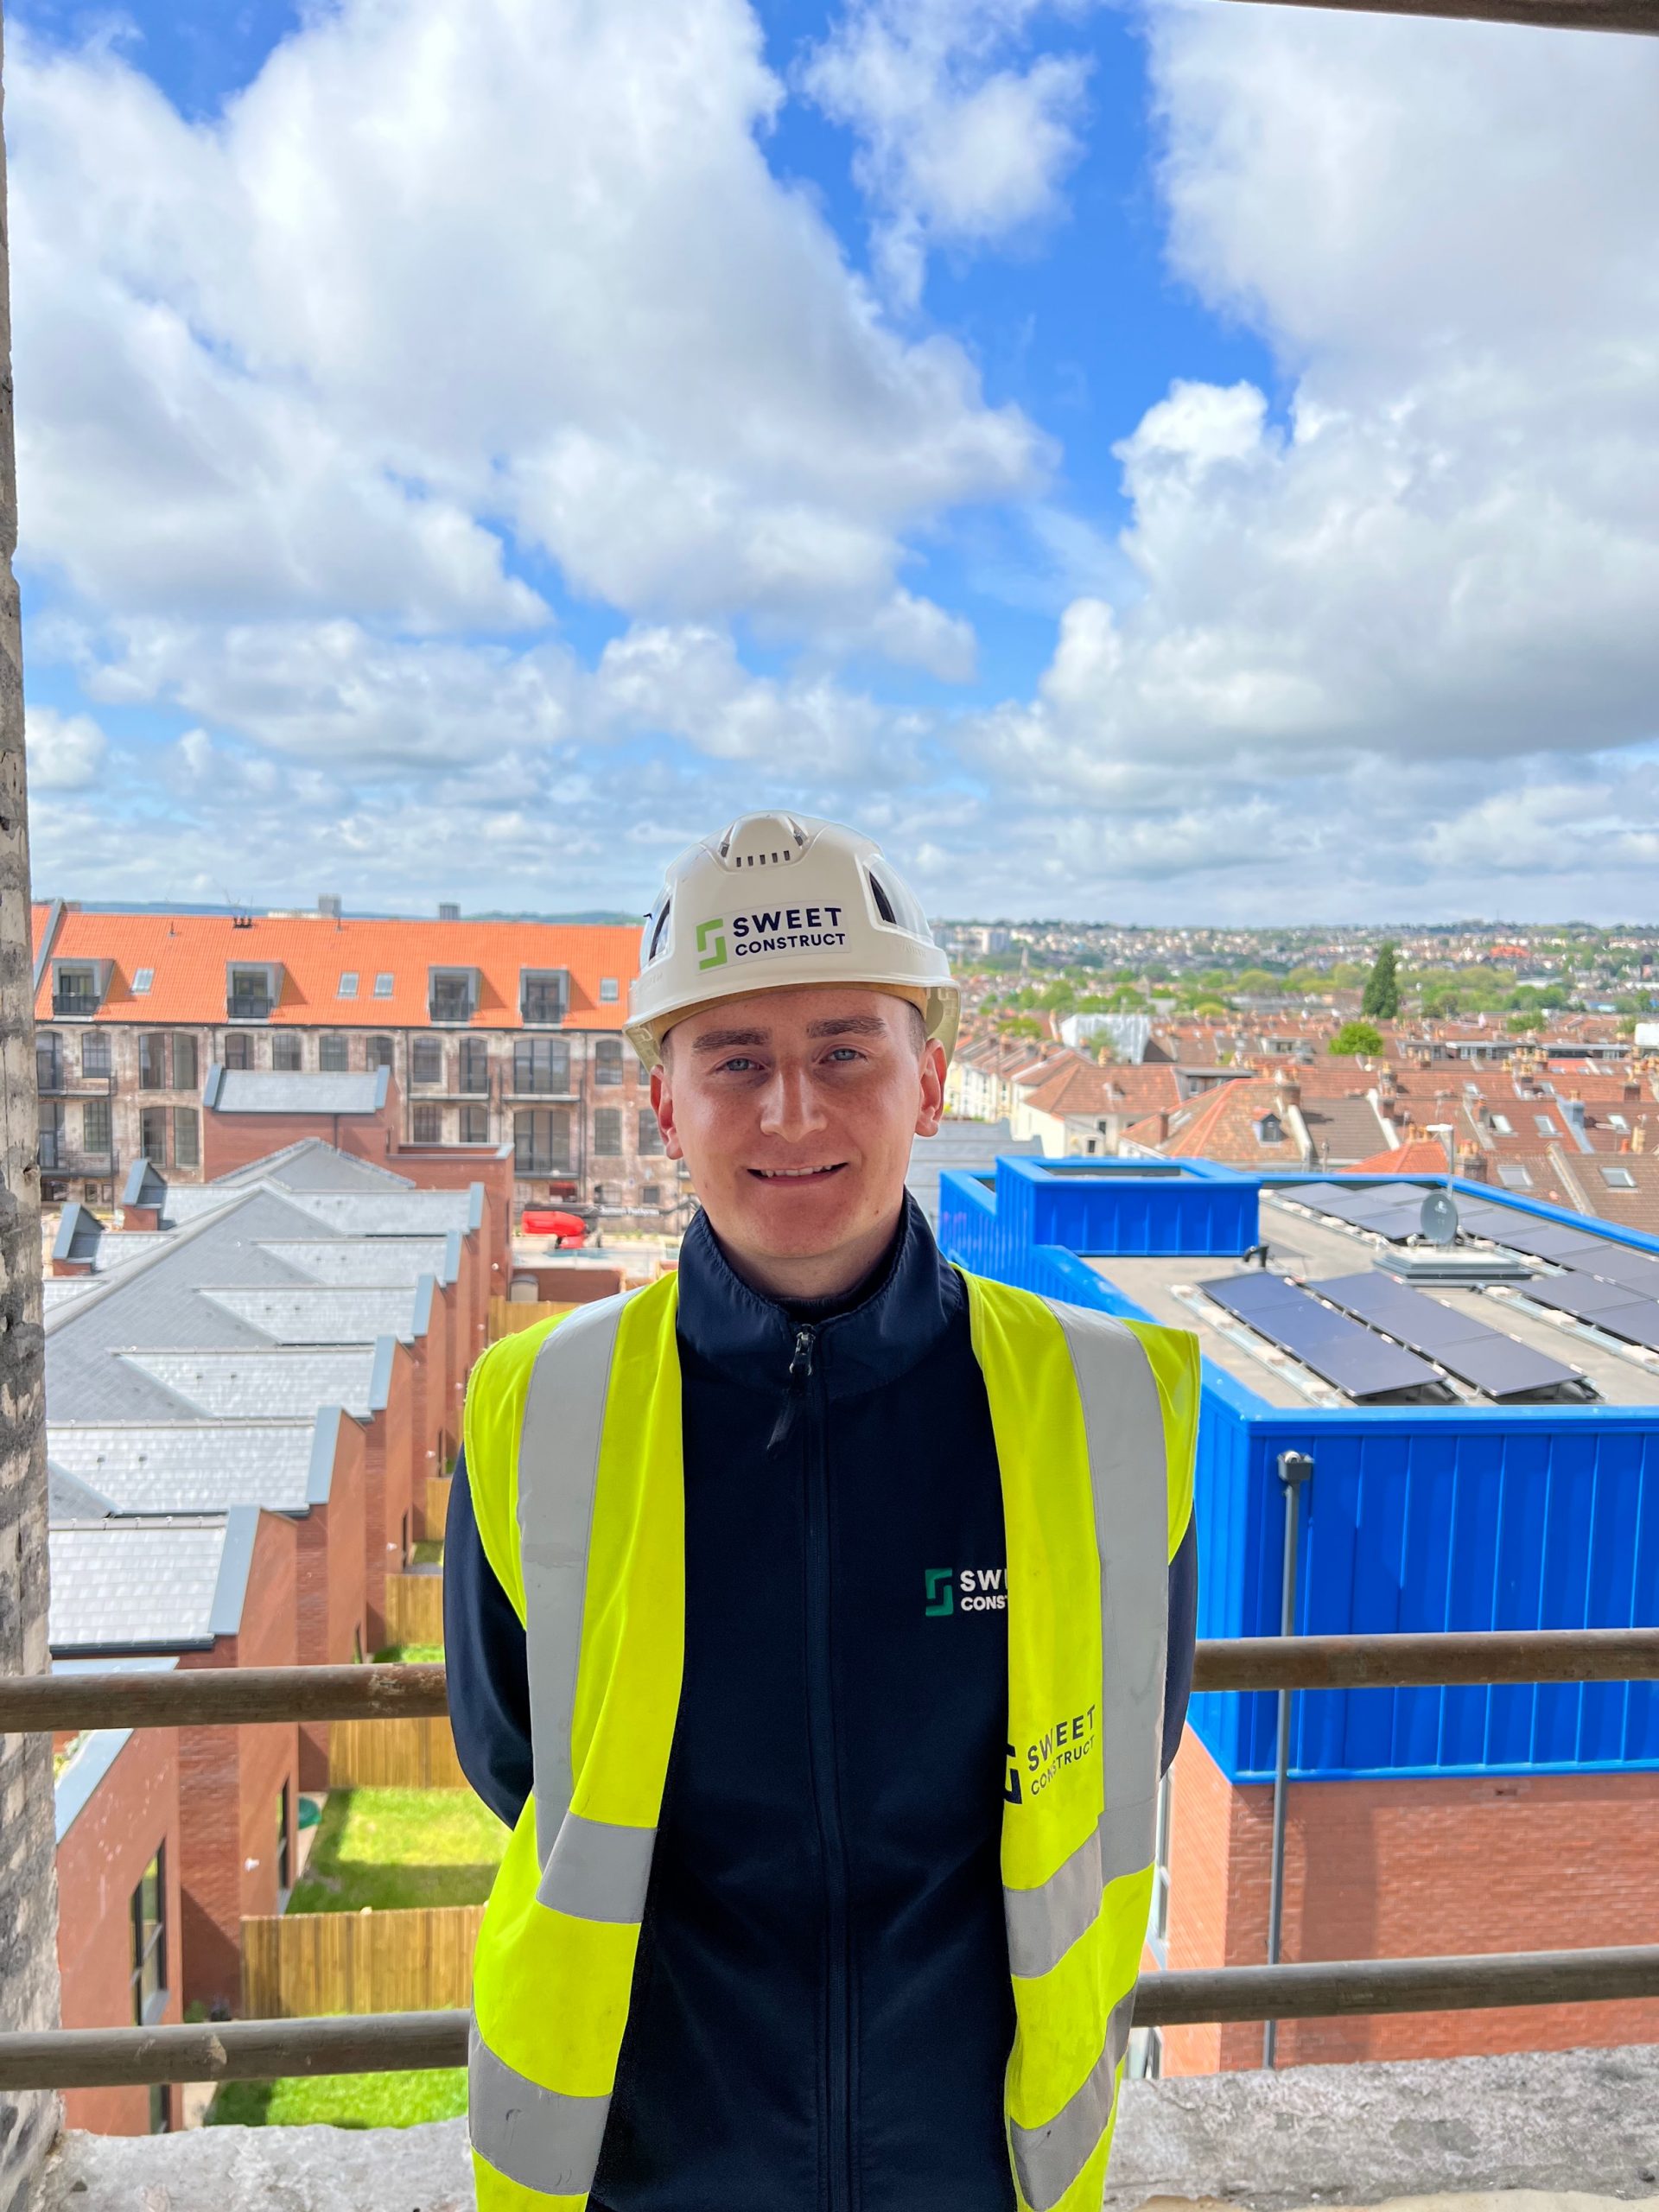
1361, 941, 1401, 1019
1330, 1020, 1385, 1058
1506, 1008, 1546, 1035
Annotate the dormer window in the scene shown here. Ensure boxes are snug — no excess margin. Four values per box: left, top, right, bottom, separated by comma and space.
1254, 1112, 1283, 1145
51, 960, 110, 1019
519, 969, 569, 1027
226, 962, 280, 1020
429, 966, 479, 1024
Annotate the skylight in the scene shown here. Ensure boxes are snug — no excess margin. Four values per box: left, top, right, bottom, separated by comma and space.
1496, 1162, 1532, 1188
339, 972, 359, 998
374, 973, 394, 997
132, 969, 153, 994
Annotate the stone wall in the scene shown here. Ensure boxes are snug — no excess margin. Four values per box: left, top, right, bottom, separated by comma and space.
0, 13, 65, 2202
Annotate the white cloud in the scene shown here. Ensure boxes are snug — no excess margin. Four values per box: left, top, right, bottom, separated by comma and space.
804, 0, 1093, 306
26, 705, 107, 790
9, 0, 1039, 658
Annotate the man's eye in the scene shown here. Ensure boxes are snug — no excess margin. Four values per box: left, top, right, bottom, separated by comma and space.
825, 1047, 863, 1062
718, 1057, 760, 1073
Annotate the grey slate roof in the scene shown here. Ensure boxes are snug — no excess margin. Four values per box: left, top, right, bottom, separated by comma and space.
118, 1348, 378, 1420
197, 1283, 425, 1345
48, 1511, 257, 1651
47, 1421, 321, 1513
255, 1237, 452, 1287
211, 1137, 415, 1192
905, 1120, 1043, 1227
206, 1068, 388, 1116
48, 1464, 113, 1521
43, 1278, 102, 1313
273, 1189, 477, 1235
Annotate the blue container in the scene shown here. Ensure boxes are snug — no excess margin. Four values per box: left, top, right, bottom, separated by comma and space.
939, 1163, 1659, 1783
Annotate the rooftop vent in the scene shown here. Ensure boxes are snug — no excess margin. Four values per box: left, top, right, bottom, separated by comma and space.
439, 902, 461, 922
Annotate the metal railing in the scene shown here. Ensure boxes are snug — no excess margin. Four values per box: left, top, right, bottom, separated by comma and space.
5, 1628, 1657, 2090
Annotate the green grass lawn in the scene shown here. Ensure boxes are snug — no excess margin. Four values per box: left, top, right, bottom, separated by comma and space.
207, 2067, 466, 2130
287, 1787, 506, 1914
372, 1643, 443, 1663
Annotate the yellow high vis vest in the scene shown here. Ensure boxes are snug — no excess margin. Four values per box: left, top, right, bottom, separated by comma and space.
461, 1269, 1198, 2212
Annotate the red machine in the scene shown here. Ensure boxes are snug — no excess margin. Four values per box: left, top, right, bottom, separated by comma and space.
521, 1208, 588, 1248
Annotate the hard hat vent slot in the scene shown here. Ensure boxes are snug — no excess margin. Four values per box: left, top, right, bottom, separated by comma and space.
868, 872, 898, 925
647, 901, 672, 962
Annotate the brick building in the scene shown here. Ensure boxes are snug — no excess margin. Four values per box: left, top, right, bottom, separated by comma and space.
53, 1698, 185, 2134
943, 1153, 1659, 2078
48, 1509, 300, 2012
29, 903, 674, 1226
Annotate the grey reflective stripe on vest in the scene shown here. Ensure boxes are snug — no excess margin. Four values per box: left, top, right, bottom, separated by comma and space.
470, 2016, 611, 2196
517, 1292, 627, 1871
1007, 1989, 1139, 2212
1002, 1302, 1169, 1983
537, 1808, 657, 1923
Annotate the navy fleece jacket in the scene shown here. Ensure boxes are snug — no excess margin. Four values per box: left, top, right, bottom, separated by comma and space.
446, 1198, 1197, 2212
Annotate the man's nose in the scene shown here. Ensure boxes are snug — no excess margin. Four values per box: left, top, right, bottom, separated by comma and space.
758, 1062, 829, 1143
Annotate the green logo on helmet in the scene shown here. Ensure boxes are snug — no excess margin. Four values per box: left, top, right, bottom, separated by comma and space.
696, 919, 728, 971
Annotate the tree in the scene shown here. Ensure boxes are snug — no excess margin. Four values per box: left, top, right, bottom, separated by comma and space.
1362, 941, 1401, 1019
1330, 1020, 1386, 1057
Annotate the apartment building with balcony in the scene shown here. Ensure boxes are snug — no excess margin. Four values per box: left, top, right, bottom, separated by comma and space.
29, 903, 674, 1225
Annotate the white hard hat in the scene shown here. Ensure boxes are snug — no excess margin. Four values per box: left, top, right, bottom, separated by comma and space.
626, 810, 959, 1071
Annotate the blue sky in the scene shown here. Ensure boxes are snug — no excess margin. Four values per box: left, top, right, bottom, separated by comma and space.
9, 0, 1659, 922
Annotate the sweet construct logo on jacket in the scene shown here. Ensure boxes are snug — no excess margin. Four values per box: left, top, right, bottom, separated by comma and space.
925, 1567, 1007, 1616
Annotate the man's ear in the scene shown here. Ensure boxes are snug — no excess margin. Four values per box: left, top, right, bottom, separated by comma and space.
651, 1062, 683, 1162
914, 1040, 946, 1140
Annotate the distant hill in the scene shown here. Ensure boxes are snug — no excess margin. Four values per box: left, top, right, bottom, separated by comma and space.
48, 899, 640, 925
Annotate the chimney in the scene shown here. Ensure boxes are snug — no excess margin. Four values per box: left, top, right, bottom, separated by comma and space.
317, 893, 342, 918
1276, 1079, 1301, 1111
1624, 1081, 1641, 1103
439, 902, 461, 923
1377, 1063, 1397, 1100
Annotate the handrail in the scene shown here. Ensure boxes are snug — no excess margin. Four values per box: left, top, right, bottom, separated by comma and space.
10, 1629, 1659, 1733
5, 1946, 1659, 2088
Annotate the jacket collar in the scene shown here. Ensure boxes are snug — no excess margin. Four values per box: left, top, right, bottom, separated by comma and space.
675, 1192, 959, 1402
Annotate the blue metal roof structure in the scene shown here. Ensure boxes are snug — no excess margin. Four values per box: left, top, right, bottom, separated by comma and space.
938, 1155, 1659, 1787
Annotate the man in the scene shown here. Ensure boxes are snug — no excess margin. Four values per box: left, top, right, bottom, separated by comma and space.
446, 810, 1199, 2212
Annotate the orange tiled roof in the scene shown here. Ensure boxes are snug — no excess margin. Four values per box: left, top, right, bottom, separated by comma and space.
1350, 1138, 1454, 1174
34, 911, 641, 1031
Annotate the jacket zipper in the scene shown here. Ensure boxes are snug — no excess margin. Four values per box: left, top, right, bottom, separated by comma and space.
795, 1325, 855, 2212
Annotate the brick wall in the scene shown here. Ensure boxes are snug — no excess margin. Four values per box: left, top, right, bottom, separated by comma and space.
55, 1728, 184, 2134
1160, 1727, 1659, 2075
200, 1081, 402, 1179
175, 1510, 298, 2010
290, 1413, 368, 1786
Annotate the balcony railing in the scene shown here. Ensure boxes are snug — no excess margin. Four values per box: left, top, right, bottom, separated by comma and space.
226, 994, 272, 1021
51, 991, 100, 1020
429, 992, 476, 1026
3, 1629, 1656, 2091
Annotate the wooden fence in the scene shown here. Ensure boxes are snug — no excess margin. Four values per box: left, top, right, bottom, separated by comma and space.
241, 1904, 483, 2018
424, 1473, 451, 1537
385, 1572, 444, 1648
327, 1714, 468, 1789
488, 1298, 572, 1341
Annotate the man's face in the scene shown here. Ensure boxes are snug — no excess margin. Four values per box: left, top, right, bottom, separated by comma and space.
652, 987, 944, 1278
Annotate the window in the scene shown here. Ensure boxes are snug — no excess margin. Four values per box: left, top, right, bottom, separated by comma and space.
172, 1108, 199, 1171
514, 1108, 572, 1175
429, 971, 475, 1022
460, 1038, 490, 1094
80, 1031, 111, 1078
1124, 2027, 1162, 2083
374, 973, 394, 997
222, 1032, 253, 1071
132, 968, 153, 995
638, 1108, 664, 1155
53, 965, 99, 1017
140, 1108, 168, 1166
130, 1847, 167, 2030
1534, 1114, 1555, 1136
338, 972, 359, 998
520, 970, 568, 1026
599, 977, 620, 1003
138, 1033, 168, 1090
319, 1033, 349, 1072
367, 1034, 394, 1070
1601, 1165, 1637, 1189
461, 1103, 490, 1144
276, 1783, 291, 1898
228, 966, 272, 1020
38, 1101, 63, 1172
594, 1036, 623, 1087
513, 1037, 569, 1095
1609, 1114, 1630, 1132
1254, 1113, 1282, 1145
410, 1036, 443, 1087
172, 1033, 198, 1091
642, 1184, 661, 1209
1490, 1113, 1513, 1135
412, 1103, 443, 1144
270, 1033, 302, 1072
593, 1108, 623, 1157
81, 1096, 111, 1157
35, 1034, 62, 1093
1496, 1161, 1533, 1189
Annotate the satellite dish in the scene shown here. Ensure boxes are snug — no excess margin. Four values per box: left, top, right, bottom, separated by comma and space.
1419, 1190, 1459, 1246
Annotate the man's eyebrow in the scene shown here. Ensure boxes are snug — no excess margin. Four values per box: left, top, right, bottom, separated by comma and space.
690, 1027, 770, 1054
805, 1014, 889, 1039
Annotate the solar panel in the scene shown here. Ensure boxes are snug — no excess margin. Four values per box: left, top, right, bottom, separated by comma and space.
1478, 1219, 1606, 1264
1580, 1244, 1659, 1295
1518, 1276, 1659, 1352
1198, 1273, 1453, 1402
1281, 1181, 1434, 1243
1308, 1272, 1592, 1403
